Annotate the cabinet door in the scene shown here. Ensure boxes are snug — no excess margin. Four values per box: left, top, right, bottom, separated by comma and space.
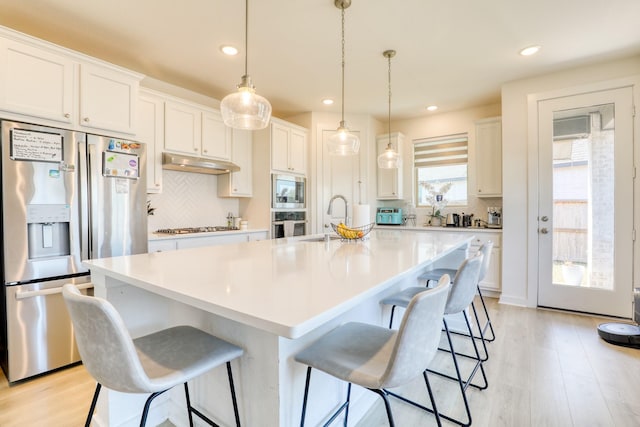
230, 129, 252, 196
479, 248, 501, 291
475, 118, 502, 197
148, 240, 177, 253
271, 122, 290, 172
79, 63, 137, 134
164, 100, 201, 155
289, 128, 307, 174
202, 110, 232, 160
0, 39, 74, 123
138, 93, 164, 193
218, 129, 252, 197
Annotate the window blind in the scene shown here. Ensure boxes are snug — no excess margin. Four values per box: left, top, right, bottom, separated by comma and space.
414, 133, 468, 167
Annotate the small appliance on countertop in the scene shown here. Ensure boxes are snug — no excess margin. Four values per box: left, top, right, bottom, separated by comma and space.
376, 207, 403, 225
487, 207, 502, 228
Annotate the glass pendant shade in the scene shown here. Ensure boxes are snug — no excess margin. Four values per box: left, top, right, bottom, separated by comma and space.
221, 75, 272, 130
378, 143, 401, 168
328, 121, 360, 155
378, 49, 399, 168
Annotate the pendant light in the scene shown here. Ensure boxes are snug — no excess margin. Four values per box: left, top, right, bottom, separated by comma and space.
220, 0, 272, 130
377, 50, 401, 169
327, 0, 360, 156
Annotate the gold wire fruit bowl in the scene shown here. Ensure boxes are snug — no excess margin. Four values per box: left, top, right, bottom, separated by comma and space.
331, 223, 375, 241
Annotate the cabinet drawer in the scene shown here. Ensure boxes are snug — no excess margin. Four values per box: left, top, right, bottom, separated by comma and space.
469, 232, 501, 248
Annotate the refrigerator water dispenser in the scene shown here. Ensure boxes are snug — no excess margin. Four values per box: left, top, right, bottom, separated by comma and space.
26, 204, 70, 259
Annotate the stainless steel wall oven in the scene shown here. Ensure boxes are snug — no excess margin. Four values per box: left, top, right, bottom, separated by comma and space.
272, 211, 307, 238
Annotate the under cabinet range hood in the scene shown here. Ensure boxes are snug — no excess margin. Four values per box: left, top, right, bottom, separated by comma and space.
162, 152, 240, 175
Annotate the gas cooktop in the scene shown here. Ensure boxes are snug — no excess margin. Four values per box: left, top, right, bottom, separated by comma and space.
155, 226, 238, 234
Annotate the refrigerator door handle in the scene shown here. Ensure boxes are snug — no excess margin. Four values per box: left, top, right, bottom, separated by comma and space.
15, 283, 94, 300
78, 141, 91, 261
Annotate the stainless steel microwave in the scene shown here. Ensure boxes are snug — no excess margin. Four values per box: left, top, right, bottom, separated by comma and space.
272, 174, 306, 209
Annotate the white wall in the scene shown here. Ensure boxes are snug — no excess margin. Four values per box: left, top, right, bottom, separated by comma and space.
389, 104, 502, 224
501, 55, 640, 307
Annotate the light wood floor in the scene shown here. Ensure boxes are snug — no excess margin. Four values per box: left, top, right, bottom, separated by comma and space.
356, 297, 640, 427
0, 297, 638, 426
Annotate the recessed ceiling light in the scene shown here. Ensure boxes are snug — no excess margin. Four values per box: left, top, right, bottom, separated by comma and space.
426, 105, 438, 112
220, 45, 239, 56
322, 98, 334, 105
519, 45, 541, 56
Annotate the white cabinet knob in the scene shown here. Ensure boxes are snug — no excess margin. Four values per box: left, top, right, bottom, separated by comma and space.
64, 113, 70, 118
83, 117, 90, 123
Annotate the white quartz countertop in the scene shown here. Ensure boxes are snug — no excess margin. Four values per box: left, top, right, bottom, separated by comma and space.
376, 225, 502, 233
148, 228, 269, 241
85, 229, 472, 339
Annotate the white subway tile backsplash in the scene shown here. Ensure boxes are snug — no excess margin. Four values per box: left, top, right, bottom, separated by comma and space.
147, 170, 239, 231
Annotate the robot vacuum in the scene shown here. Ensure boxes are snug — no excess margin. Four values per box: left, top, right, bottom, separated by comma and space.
597, 288, 640, 348
597, 323, 640, 348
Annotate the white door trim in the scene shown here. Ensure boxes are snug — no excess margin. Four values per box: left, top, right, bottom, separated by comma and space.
526, 75, 640, 309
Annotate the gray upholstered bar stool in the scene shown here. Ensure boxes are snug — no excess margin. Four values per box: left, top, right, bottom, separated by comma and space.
381, 254, 486, 427
295, 277, 451, 427
62, 284, 244, 427
419, 241, 495, 344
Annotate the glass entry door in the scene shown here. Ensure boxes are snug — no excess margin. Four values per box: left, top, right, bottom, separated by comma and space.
537, 87, 634, 318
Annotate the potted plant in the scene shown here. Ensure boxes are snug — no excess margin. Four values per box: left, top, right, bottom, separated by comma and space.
420, 182, 451, 226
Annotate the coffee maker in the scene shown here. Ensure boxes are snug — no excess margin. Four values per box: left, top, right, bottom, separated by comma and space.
487, 207, 502, 228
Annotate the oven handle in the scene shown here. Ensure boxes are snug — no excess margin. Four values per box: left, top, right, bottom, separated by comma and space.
272, 220, 308, 225
15, 283, 94, 300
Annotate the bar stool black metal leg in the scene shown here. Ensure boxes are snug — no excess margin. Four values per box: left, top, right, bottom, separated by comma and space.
423, 371, 442, 427
85, 383, 102, 427
477, 286, 496, 341
343, 383, 352, 427
471, 302, 489, 361
140, 390, 167, 427
226, 361, 242, 427
300, 367, 312, 427
388, 305, 397, 328
183, 383, 195, 427
369, 389, 395, 427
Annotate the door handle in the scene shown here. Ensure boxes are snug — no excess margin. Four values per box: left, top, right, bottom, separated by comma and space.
541, 216, 549, 222
540, 228, 549, 234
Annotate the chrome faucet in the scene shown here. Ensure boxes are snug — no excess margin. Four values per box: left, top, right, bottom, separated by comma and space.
327, 195, 349, 226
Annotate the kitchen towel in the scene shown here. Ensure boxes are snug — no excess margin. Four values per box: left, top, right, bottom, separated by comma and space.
284, 220, 295, 237
352, 204, 370, 228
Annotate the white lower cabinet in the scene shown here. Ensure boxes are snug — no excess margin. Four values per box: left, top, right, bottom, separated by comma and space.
468, 232, 501, 292
148, 231, 268, 253
148, 239, 177, 253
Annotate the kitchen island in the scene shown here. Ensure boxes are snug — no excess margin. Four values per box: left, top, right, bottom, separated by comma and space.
84, 229, 472, 427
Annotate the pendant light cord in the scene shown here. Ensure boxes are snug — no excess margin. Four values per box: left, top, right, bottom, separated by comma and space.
340, 6, 346, 124
244, 0, 249, 76
387, 51, 392, 147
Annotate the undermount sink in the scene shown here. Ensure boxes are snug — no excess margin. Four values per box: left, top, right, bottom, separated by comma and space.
299, 235, 341, 242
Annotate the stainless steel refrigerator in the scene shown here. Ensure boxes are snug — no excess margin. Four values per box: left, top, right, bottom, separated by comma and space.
0, 120, 147, 383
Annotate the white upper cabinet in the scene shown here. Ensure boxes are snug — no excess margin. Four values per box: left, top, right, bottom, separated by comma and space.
271, 121, 307, 175
138, 90, 164, 193
0, 39, 75, 124
164, 100, 201, 155
164, 100, 231, 161
0, 30, 142, 135
475, 117, 502, 197
376, 133, 404, 200
79, 63, 138, 134
202, 110, 232, 160
218, 129, 252, 197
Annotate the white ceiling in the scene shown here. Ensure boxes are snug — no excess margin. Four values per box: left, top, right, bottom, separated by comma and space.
1, 0, 639, 121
